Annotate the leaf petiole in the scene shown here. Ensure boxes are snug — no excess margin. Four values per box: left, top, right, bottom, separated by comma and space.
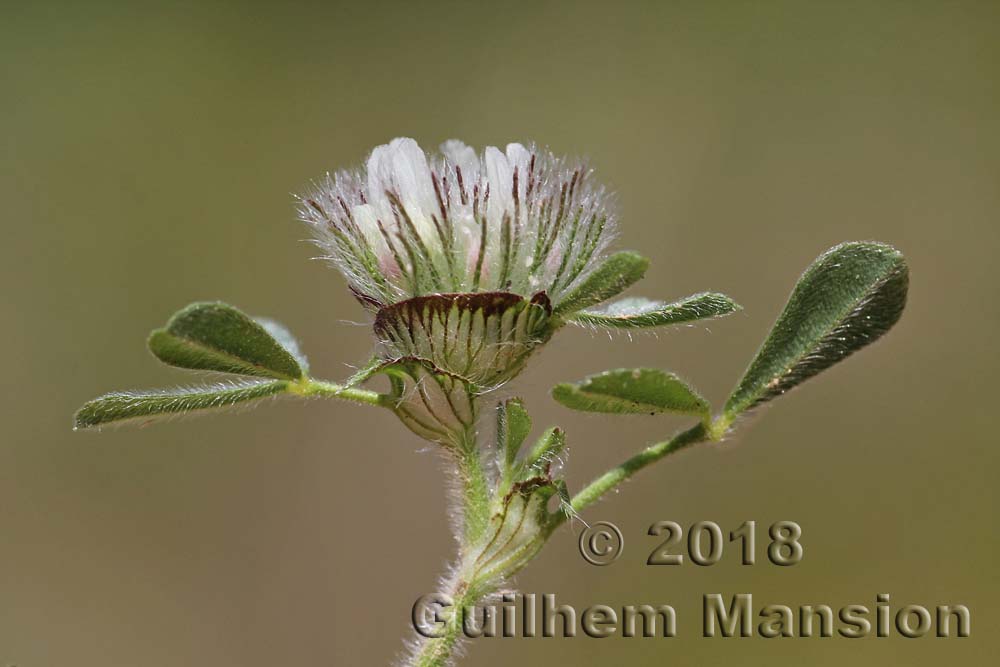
290, 378, 393, 408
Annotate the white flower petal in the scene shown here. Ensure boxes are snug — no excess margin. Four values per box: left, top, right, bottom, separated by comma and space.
365, 143, 395, 222
505, 142, 531, 222
484, 145, 514, 225
351, 203, 389, 259
388, 139, 435, 214
441, 139, 480, 184
505, 143, 531, 177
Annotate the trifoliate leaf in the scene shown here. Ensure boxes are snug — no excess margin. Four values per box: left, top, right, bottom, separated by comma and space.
148, 302, 306, 380
572, 293, 740, 328
724, 241, 908, 419
553, 368, 710, 419
73, 379, 289, 429
498, 398, 532, 467
553, 251, 649, 316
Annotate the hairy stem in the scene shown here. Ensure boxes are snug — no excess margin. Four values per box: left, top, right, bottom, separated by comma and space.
564, 422, 708, 520
409, 421, 494, 667
295, 378, 391, 407
410, 576, 484, 667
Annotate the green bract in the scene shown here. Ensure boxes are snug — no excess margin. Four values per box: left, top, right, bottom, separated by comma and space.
497, 398, 532, 470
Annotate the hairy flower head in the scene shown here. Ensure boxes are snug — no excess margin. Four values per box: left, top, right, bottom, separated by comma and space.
298, 138, 617, 309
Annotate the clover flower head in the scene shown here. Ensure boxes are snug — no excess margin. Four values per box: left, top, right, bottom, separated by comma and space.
298, 138, 617, 309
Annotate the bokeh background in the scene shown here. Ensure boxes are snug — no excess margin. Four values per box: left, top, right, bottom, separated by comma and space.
3, 1, 998, 665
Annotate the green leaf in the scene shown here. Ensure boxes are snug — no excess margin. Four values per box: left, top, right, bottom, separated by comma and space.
497, 398, 532, 468
148, 302, 306, 380
553, 251, 649, 316
724, 241, 908, 419
255, 317, 309, 374
553, 368, 710, 419
572, 292, 740, 328
73, 380, 288, 429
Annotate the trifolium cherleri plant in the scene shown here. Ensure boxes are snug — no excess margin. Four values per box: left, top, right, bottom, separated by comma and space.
75, 137, 909, 667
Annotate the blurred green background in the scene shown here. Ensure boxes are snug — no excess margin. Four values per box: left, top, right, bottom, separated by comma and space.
2, 1, 997, 665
